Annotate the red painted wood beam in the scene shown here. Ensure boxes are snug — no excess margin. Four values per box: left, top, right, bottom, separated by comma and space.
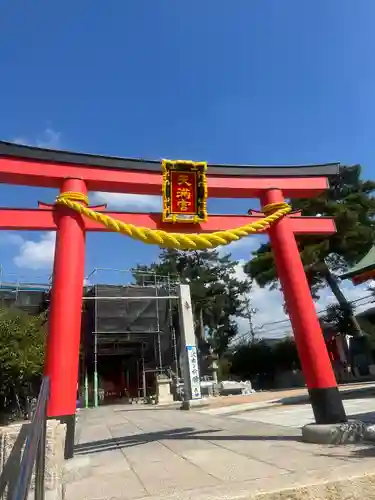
0, 157, 329, 198
352, 270, 375, 285
0, 208, 336, 235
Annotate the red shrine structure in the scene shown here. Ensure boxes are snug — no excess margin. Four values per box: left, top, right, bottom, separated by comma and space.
340, 245, 375, 285
0, 141, 347, 457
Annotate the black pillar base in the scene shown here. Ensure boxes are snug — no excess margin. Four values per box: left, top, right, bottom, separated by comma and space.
309, 386, 347, 425
49, 414, 76, 459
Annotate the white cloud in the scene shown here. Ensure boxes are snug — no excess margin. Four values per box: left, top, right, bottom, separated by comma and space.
4, 232, 95, 282
36, 128, 61, 149
92, 192, 162, 212
12, 137, 29, 146
218, 234, 265, 258
12, 128, 62, 150
233, 260, 375, 341
233, 261, 289, 336
13, 233, 56, 270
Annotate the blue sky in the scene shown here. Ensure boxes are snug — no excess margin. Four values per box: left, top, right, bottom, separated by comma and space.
0, 1, 374, 331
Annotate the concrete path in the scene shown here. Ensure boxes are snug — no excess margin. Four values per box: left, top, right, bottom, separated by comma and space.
230, 397, 375, 428
64, 403, 375, 500
199, 381, 375, 415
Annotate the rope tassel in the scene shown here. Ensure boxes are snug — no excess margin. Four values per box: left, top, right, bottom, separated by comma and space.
55, 192, 292, 250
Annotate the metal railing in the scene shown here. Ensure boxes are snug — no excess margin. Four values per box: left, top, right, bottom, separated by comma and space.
11, 377, 50, 500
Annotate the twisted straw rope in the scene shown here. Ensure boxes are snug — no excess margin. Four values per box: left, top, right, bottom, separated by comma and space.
55, 192, 291, 250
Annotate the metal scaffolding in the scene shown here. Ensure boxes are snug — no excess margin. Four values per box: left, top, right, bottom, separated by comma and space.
0, 266, 51, 313
0, 265, 182, 408
81, 267, 181, 407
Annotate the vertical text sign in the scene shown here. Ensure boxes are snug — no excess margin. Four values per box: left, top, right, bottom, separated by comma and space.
186, 345, 202, 400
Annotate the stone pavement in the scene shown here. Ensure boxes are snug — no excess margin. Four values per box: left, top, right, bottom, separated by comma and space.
64, 402, 375, 500
229, 396, 375, 428
198, 380, 375, 413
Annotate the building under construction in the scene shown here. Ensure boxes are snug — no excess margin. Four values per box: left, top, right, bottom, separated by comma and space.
81, 271, 181, 406
0, 268, 181, 407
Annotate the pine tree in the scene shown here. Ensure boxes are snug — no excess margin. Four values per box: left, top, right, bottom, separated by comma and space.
134, 249, 250, 355
244, 165, 375, 336
246, 165, 375, 291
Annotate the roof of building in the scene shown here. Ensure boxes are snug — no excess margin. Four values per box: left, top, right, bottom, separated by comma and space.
0, 141, 341, 178
340, 246, 375, 280
356, 306, 375, 319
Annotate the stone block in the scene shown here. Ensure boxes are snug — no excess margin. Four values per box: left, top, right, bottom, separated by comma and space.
302, 419, 367, 445
0, 419, 66, 500
156, 376, 174, 405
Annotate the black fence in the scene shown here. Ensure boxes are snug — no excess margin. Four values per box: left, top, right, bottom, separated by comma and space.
10, 377, 50, 500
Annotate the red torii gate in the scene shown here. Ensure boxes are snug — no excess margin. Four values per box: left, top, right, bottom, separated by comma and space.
0, 141, 347, 457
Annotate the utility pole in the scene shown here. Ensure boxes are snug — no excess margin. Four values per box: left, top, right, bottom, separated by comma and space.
243, 296, 257, 344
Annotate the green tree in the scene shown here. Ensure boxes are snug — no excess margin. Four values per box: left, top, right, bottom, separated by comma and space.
230, 338, 302, 389
230, 340, 275, 380
134, 249, 250, 355
245, 166, 375, 335
231, 338, 300, 379
272, 338, 300, 371
217, 356, 232, 381
0, 308, 46, 422
321, 304, 355, 336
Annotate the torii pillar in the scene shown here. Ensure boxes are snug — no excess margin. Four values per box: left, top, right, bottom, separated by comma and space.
262, 189, 346, 424
44, 178, 87, 459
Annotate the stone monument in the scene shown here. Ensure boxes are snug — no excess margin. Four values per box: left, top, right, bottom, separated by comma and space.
156, 374, 174, 405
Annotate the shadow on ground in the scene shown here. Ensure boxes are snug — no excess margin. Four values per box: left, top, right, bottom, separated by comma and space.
280, 387, 375, 407
315, 442, 375, 460
348, 410, 375, 424
345, 445, 375, 458
113, 407, 181, 412
75, 426, 299, 455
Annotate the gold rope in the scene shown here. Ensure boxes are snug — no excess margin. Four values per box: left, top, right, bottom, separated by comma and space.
55, 191, 291, 250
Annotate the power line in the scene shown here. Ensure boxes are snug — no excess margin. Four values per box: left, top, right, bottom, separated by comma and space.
232, 292, 375, 345
256, 293, 375, 330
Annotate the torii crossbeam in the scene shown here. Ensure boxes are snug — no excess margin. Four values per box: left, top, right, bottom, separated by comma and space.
0, 141, 347, 458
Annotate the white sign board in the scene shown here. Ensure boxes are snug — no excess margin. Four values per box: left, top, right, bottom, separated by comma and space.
186, 345, 202, 400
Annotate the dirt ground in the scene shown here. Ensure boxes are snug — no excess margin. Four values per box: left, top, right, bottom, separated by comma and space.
199, 380, 375, 409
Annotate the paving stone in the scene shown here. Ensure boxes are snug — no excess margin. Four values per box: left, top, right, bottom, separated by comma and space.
130, 457, 220, 496
89, 449, 131, 468
64, 401, 375, 500
64, 455, 92, 483
64, 471, 146, 500
122, 440, 196, 473
183, 446, 287, 482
